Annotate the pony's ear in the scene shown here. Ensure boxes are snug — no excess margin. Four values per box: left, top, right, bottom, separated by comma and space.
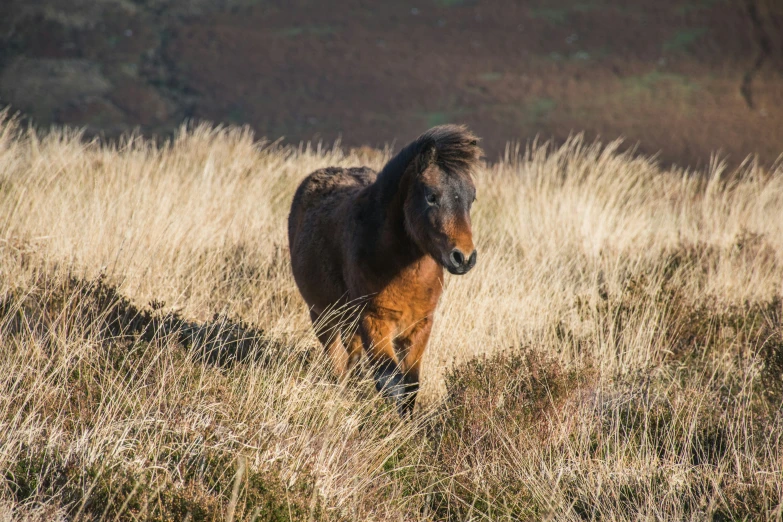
417, 144, 437, 172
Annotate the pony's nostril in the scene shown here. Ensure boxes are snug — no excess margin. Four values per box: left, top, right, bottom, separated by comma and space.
468, 250, 477, 267
450, 249, 465, 267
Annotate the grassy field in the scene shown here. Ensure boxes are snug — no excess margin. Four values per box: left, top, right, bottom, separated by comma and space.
1, 112, 782, 520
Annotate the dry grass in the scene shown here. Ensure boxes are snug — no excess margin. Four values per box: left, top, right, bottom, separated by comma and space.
0, 111, 782, 520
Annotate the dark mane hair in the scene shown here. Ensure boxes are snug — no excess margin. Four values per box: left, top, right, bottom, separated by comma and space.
374, 124, 483, 199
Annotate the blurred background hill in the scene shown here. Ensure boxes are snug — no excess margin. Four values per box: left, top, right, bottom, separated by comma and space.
1, 0, 781, 167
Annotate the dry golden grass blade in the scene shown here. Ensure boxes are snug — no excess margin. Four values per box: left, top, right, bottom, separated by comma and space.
0, 113, 781, 520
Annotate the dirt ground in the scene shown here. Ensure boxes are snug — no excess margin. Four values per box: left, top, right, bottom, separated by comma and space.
1, 0, 781, 168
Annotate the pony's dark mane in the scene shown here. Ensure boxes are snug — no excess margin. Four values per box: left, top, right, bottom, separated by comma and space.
374, 125, 482, 200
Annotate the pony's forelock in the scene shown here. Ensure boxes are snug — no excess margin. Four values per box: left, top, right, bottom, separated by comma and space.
376, 125, 482, 195
418, 124, 483, 179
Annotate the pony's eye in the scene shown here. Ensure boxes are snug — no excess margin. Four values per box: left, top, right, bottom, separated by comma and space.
426, 193, 438, 206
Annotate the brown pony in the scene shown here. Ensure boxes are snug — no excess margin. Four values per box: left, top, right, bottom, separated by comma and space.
287, 125, 481, 416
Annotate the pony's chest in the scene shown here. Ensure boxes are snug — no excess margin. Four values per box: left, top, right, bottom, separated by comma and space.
370, 264, 443, 326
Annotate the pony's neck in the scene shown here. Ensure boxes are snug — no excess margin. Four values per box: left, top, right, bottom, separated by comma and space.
367, 166, 424, 267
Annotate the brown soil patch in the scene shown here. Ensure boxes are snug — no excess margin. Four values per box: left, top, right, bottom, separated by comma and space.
1, 0, 782, 168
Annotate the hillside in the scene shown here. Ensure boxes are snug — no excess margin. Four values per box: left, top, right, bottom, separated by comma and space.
1, 0, 782, 167
1, 115, 782, 519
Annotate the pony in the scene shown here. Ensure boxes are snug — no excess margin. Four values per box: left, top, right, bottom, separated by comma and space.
287, 125, 482, 416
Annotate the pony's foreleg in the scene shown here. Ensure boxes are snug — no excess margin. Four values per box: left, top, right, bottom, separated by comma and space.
396, 318, 433, 417
359, 315, 407, 413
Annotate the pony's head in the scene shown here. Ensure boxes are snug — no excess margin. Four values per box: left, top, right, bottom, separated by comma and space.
403, 125, 482, 275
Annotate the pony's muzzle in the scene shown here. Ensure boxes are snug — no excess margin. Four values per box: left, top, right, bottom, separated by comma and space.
446, 249, 477, 275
